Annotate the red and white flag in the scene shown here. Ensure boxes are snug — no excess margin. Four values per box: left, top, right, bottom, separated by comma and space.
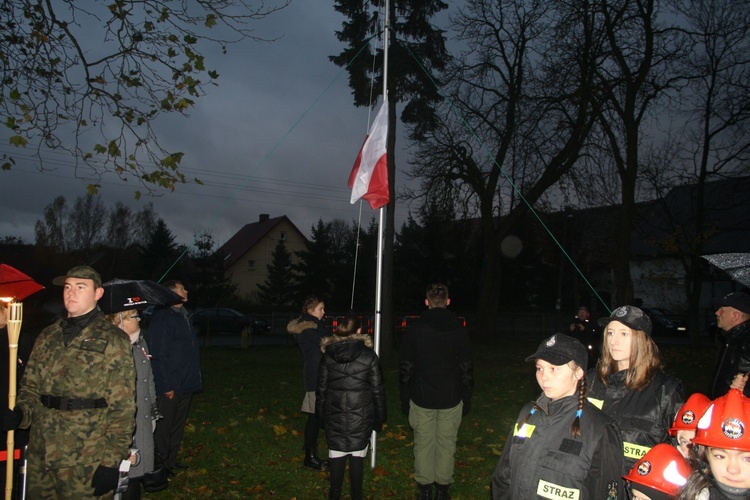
348, 102, 389, 210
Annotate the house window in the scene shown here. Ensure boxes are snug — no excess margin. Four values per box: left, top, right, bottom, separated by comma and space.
280, 231, 287, 241
247, 260, 255, 271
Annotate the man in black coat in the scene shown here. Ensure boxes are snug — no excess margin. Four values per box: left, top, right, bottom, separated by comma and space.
149, 280, 202, 476
710, 291, 750, 398
400, 284, 473, 500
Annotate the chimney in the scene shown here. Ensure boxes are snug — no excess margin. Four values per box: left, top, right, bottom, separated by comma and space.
259, 214, 270, 222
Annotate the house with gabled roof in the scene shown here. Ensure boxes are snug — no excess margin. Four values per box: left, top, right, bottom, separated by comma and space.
217, 214, 308, 300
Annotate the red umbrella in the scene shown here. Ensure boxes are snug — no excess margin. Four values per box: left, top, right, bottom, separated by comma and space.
0, 264, 45, 301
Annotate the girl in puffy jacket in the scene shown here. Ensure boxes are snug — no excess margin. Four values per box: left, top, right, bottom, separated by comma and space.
677, 389, 750, 500
588, 305, 685, 474
316, 316, 387, 500
492, 333, 624, 499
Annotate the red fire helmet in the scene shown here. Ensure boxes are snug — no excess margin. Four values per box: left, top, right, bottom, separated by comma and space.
691, 389, 750, 452
669, 392, 712, 435
622, 443, 692, 497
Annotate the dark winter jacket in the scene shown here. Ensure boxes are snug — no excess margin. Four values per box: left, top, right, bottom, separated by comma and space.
710, 319, 750, 398
288, 313, 330, 392
315, 333, 386, 452
492, 394, 624, 500
399, 308, 473, 412
586, 368, 684, 474
148, 306, 202, 396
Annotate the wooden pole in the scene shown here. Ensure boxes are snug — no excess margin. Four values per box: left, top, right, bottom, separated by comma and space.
5, 301, 22, 500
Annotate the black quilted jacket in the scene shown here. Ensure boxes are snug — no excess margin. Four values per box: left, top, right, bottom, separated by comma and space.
316, 334, 387, 452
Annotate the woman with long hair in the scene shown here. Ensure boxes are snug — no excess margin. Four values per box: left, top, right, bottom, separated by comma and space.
492, 333, 623, 499
287, 295, 331, 470
588, 305, 685, 474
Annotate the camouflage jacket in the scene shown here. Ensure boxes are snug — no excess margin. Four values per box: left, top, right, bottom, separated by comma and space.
17, 311, 136, 469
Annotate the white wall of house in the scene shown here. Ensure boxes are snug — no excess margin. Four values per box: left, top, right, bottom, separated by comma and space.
227, 219, 307, 300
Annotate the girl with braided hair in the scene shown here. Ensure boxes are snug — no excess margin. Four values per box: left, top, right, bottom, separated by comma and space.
492, 333, 624, 499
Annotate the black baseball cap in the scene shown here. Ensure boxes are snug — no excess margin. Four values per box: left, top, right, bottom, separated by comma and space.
598, 305, 652, 335
525, 333, 588, 369
714, 291, 750, 314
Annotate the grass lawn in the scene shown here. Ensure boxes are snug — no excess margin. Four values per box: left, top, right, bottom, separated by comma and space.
145, 335, 717, 499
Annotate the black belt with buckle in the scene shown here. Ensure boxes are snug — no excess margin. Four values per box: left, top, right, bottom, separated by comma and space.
40, 395, 108, 410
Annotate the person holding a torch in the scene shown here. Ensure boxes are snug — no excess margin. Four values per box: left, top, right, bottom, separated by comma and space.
2, 266, 136, 498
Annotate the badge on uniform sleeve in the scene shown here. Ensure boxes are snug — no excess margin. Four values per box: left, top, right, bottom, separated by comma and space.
79, 337, 108, 354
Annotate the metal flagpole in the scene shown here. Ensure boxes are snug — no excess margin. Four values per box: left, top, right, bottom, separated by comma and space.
371, 0, 389, 469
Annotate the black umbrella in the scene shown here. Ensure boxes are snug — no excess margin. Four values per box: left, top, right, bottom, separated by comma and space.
702, 253, 750, 288
100, 278, 183, 314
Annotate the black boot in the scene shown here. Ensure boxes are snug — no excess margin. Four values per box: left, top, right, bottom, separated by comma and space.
328, 487, 342, 500
303, 448, 329, 470
435, 483, 451, 500
417, 482, 433, 500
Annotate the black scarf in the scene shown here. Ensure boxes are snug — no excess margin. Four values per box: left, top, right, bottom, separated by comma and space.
60, 307, 101, 346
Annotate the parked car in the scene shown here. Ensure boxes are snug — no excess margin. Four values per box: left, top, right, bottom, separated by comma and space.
140, 305, 157, 327
324, 314, 374, 335
191, 308, 252, 335
252, 319, 272, 334
641, 307, 687, 337
324, 315, 345, 331
396, 314, 467, 340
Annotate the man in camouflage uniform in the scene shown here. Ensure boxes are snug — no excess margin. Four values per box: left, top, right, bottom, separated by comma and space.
5, 266, 136, 498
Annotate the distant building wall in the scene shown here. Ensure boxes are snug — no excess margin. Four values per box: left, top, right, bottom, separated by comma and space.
631, 259, 687, 312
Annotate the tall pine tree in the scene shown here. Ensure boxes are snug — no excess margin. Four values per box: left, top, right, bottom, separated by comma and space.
257, 239, 296, 307
331, 0, 450, 353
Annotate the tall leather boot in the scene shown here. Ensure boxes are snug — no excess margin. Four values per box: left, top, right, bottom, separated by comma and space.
417, 482, 433, 500
328, 487, 342, 500
435, 483, 451, 500
303, 447, 329, 470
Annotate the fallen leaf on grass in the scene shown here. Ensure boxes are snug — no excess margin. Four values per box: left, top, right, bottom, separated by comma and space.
386, 431, 407, 441
273, 424, 287, 436
372, 466, 388, 476
488, 444, 504, 455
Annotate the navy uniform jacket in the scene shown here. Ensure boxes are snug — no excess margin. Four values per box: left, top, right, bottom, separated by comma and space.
492, 394, 623, 499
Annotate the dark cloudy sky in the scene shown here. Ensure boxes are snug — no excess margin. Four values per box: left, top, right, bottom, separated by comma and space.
0, 2, 424, 248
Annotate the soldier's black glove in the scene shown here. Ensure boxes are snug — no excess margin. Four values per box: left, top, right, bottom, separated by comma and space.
91, 464, 119, 496
1, 407, 23, 432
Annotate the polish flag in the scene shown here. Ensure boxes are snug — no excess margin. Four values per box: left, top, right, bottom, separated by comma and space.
348, 102, 389, 210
